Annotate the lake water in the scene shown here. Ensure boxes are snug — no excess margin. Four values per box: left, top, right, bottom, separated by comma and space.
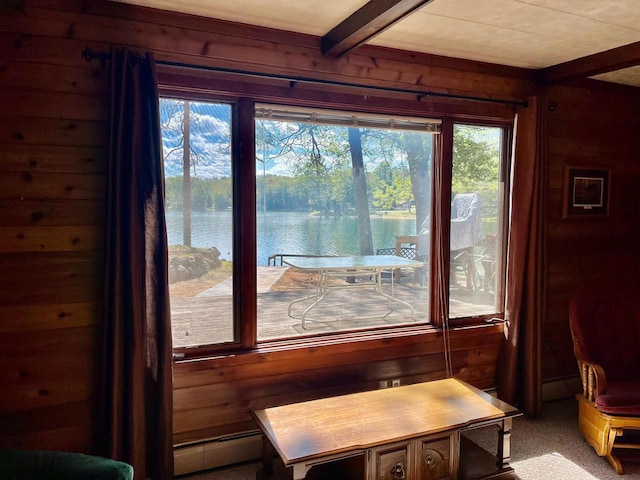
166, 211, 418, 266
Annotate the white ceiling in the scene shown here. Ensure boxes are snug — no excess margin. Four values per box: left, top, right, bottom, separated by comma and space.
115, 0, 640, 87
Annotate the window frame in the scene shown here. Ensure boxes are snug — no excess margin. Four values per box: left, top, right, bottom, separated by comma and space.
447, 120, 512, 323
159, 74, 513, 359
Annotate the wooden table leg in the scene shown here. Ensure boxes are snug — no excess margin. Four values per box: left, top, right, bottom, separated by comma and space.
496, 417, 513, 469
256, 435, 275, 479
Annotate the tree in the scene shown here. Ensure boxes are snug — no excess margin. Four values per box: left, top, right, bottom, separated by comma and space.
160, 99, 198, 246
348, 127, 373, 255
403, 132, 432, 233
160, 99, 232, 245
363, 128, 432, 233
372, 173, 412, 210
182, 100, 192, 245
452, 125, 500, 216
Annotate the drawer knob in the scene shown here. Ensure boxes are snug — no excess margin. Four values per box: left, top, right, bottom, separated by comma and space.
391, 462, 406, 479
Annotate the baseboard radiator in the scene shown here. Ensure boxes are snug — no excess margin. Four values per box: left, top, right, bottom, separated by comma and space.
174, 431, 263, 476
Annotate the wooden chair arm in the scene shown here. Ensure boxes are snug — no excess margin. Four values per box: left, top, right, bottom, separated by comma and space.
578, 359, 607, 402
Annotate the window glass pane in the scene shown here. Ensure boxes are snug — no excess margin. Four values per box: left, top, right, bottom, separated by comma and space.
160, 98, 234, 347
255, 109, 434, 340
449, 124, 503, 318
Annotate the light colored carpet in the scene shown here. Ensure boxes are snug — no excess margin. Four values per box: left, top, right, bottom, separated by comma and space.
178, 397, 640, 479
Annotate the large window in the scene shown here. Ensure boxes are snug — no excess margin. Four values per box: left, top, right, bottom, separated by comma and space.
161, 99, 234, 349
160, 95, 511, 352
254, 106, 438, 340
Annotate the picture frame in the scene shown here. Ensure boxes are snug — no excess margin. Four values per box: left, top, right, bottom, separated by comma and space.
563, 166, 610, 218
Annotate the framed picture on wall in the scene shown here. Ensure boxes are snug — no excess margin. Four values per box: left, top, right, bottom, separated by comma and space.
563, 166, 610, 218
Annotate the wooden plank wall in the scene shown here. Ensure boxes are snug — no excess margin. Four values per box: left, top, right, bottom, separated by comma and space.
172, 325, 506, 443
0, 2, 111, 451
0, 0, 637, 454
542, 83, 640, 380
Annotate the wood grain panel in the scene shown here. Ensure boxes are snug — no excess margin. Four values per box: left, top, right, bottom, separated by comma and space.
0, 325, 98, 357
0, 32, 108, 68
0, 172, 105, 200
0, 374, 95, 414
0, 349, 96, 386
0, 400, 95, 452
0, 89, 109, 121
0, 252, 102, 305
173, 352, 456, 413
173, 324, 502, 388
0, 424, 95, 453
0, 225, 103, 252
0, 117, 108, 147
0, 301, 100, 332
0, 2, 108, 452
0, 199, 104, 226
0, 61, 109, 95
0, 145, 107, 174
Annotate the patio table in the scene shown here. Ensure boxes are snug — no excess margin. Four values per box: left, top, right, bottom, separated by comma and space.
282, 255, 423, 328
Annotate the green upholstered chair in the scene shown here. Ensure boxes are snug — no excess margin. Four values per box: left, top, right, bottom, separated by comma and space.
0, 449, 134, 480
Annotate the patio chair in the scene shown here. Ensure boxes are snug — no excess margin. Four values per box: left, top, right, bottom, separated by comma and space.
569, 284, 640, 474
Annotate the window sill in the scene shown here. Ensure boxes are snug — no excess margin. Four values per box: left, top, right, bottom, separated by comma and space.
173, 318, 505, 362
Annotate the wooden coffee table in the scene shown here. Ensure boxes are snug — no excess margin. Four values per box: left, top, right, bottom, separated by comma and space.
252, 378, 520, 480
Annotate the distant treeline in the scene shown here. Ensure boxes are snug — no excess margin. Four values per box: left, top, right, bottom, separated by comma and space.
165, 163, 418, 213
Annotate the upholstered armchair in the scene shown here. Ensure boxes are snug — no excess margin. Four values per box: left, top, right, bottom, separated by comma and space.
569, 284, 640, 474
0, 449, 134, 479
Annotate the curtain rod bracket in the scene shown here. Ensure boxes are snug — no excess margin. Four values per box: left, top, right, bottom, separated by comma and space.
82, 47, 110, 67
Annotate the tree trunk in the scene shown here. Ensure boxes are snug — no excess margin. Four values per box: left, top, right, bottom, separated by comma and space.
404, 132, 431, 234
348, 128, 373, 256
182, 100, 192, 246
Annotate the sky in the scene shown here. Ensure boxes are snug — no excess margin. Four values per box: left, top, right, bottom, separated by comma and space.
158, 98, 493, 180
161, 99, 233, 179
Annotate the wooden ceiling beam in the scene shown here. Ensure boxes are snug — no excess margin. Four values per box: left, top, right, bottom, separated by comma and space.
321, 0, 435, 57
539, 40, 640, 84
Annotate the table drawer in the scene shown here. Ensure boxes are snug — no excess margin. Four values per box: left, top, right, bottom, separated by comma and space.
369, 441, 412, 480
417, 434, 456, 480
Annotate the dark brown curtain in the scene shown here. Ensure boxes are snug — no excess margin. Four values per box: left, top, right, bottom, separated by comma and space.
102, 47, 174, 479
497, 96, 545, 416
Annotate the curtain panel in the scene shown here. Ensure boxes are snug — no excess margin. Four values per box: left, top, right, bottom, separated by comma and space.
498, 96, 545, 417
102, 47, 174, 479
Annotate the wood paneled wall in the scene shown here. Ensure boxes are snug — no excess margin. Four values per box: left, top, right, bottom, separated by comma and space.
0, 1, 111, 451
0, 0, 637, 454
172, 325, 506, 444
542, 83, 640, 380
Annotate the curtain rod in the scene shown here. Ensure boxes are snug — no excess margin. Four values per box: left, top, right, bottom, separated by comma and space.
82, 48, 529, 107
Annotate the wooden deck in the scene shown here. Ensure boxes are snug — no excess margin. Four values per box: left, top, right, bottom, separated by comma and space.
170, 267, 497, 347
